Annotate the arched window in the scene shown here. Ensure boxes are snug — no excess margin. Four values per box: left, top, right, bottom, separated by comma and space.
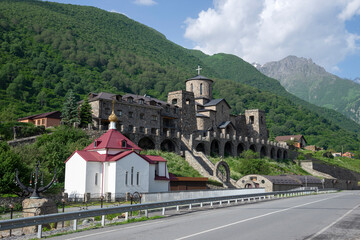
200, 83, 203, 95
125, 171, 128, 185
191, 83, 193, 92
131, 167, 134, 185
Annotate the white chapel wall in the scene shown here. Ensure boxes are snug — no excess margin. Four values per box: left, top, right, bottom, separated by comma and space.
64, 153, 87, 196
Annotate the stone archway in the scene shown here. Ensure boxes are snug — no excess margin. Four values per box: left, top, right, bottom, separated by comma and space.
237, 143, 245, 156
210, 140, 220, 156
224, 141, 233, 156
270, 148, 276, 159
283, 150, 288, 160
260, 146, 267, 158
161, 139, 176, 152
195, 143, 205, 153
138, 137, 155, 150
214, 161, 230, 183
249, 144, 257, 152
277, 149, 282, 160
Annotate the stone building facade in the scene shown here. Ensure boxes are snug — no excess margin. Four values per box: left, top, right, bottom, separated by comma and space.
86, 72, 291, 161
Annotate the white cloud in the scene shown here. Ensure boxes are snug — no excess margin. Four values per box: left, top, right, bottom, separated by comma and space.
184, 0, 360, 71
133, 0, 157, 6
109, 9, 127, 16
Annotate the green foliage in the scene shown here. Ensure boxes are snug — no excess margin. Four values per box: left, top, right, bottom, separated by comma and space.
141, 150, 201, 177
0, 121, 45, 140
61, 90, 79, 126
0, 141, 29, 195
12, 126, 92, 183
79, 96, 92, 128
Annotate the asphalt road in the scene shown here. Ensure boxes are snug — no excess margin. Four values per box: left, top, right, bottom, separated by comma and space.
52, 191, 360, 240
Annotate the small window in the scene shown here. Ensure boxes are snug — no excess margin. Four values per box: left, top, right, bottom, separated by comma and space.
151, 128, 157, 135
185, 99, 190, 105
125, 171, 128, 185
129, 112, 133, 118
152, 115, 157, 121
139, 99, 144, 104
172, 99, 178, 105
131, 167, 134, 185
200, 83, 203, 95
137, 172, 139, 185
128, 125, 134, 132
127, 97, 133, 103
249, 116, 254, 124
95, 173, 98, 185
117, 110, 122, 117
139, 126, 144, 133
121, 140, 127, 148
41, 119, 45, 124
140, 113, 144, 119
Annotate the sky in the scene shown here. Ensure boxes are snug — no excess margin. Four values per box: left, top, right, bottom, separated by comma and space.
46, 0, 360, 80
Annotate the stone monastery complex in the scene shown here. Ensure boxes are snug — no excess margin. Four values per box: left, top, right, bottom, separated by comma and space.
86, 67, 292, 185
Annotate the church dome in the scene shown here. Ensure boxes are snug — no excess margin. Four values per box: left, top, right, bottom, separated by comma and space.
108, 111, 118, 122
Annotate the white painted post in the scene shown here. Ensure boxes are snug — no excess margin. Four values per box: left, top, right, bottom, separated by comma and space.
228, 200, 230, 205
219, 201, 222, 206
235, 199, 238, 204
145, 210, 149, 217
176, 205, 179, 211
200, 202, 203, 208
125, 212, 129, 221
210, 201, 213, 207
101, 215, 105, 226
162, 207, 166, 215
37, 225, 42, 239
73, 219, 78, 231
189, 204, 192, 210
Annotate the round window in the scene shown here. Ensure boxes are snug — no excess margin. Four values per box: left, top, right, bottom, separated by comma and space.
261, 180, 265, 184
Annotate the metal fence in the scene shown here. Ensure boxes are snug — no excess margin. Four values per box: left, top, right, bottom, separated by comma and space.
0, 188, 337, 238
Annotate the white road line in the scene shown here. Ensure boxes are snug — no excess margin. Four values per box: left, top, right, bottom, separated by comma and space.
305, 203, 360, 240
175, 195, 341, 240
65, 220, 165, 240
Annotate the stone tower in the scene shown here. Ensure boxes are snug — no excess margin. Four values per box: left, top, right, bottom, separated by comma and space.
245, 109, 268, 140
167, 90, 196, 135
185, 75, 213, 105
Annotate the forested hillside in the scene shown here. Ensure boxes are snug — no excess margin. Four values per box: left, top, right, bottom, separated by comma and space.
0, 0, 359, 151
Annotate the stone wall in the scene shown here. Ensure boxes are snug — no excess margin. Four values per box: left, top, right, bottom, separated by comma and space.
312, 159, 360, 181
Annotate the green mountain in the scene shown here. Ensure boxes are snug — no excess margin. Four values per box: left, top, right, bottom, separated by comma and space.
257, 55, 360, 124
0, 0, 359, 151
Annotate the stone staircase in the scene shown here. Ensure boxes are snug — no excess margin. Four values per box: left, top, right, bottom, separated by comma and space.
299, 160, 335, 179
181, 135, 239, 188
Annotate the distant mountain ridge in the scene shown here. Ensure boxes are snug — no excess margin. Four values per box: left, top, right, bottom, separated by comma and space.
257, 56, 360, 124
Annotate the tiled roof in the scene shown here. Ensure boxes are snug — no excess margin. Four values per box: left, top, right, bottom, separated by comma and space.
218, 121, 233, 129
203, 99, 231, 109
142, 155, 167, 163
196, 113, 209, 118
275, 135, 306, 143
18, 111, 62, 120
84, 129, 142, 151
186, 75, 213, 82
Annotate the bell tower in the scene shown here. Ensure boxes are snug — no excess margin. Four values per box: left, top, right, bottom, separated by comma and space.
185, 66, 213, 104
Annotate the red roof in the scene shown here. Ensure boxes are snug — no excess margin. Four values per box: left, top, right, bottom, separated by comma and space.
84, 129, 142, 151
142, 155, 167, 163
18, 111, 62, 121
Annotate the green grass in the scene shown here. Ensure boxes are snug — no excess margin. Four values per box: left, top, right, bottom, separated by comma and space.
141, 150, 202, 178
209, 154, 309, 181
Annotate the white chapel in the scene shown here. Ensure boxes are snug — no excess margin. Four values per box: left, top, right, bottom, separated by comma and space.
64, 105, 170, 199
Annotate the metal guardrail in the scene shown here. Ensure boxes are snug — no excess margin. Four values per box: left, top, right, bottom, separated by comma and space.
0, 188, 337, 238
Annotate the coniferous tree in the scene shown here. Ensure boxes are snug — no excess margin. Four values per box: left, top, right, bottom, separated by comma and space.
79, 96, 92, 128
61, 90, 79, 126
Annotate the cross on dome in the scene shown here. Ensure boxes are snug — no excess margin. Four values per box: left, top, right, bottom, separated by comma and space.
196, 65, 202, 75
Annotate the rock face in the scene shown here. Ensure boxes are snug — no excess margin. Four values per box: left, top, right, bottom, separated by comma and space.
257, 55, 360, 123
22, 198, 58, 234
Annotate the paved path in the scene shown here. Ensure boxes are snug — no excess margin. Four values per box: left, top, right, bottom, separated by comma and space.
52, 191, 360, 240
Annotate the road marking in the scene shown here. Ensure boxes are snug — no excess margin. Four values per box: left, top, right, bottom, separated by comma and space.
305, 203, 360, 240
65, 220, 165, 240
175, 195, 341, 240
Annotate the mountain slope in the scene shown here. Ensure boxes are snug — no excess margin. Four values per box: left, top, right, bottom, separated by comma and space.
0, 0, 359, 151
191, 51, 360, 134
257, 56, 360, 123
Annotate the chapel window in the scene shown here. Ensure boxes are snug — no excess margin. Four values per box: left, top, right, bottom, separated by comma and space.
95, 173, 98, 185
131, 167, 134, 185
140, 113, 144, 119
129, 112, 133, 118
125, 171, 128, 185
121, 140, 127, 148
200, 83, 203, 95
136, 172, 139, 185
